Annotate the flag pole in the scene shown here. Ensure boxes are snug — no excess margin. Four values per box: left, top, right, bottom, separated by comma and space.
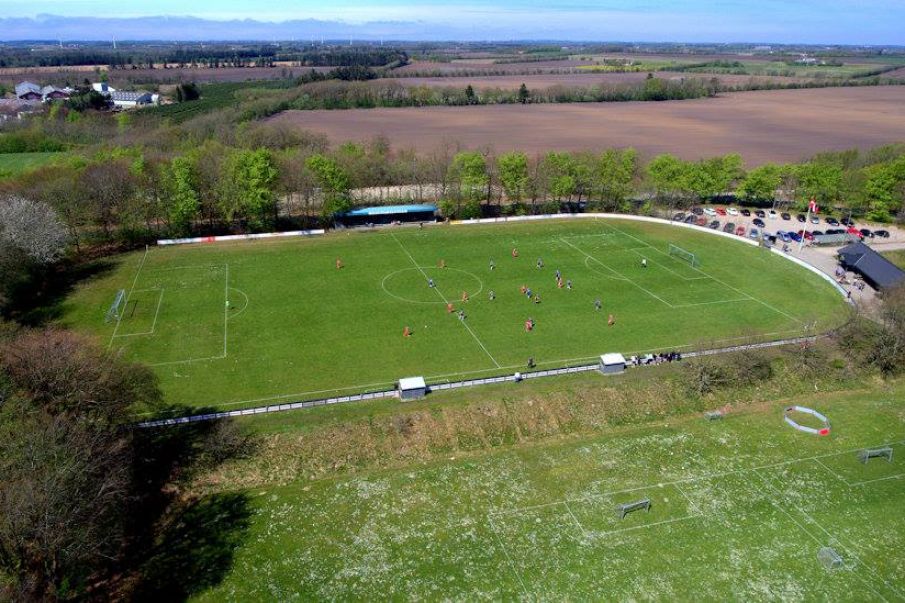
799, 205, 809, 253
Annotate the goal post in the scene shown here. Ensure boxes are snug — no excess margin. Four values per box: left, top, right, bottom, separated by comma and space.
668, 243, 699, 267
105, 289, 126, 323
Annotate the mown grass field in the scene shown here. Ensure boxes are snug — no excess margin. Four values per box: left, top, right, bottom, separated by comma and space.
885, 250, 905, 270
191, 382, 905, 600
61, 219, 848, 414
0, 151, 64, 176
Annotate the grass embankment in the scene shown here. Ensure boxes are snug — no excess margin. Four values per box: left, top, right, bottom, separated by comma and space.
883, 249, 905, 270
0, 151, 65, 177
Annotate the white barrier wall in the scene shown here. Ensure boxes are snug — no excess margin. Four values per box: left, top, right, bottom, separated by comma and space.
158, 229, 325, 246
452, 213, 850, 301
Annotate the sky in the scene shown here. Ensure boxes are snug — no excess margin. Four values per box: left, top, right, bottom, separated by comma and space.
0, 1, 902, 44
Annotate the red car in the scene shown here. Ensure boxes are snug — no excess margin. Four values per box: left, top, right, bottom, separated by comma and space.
735, 225, 746, 236
846, 226, 863, 238
716, 207, 727, 216
696, 216, 708, 226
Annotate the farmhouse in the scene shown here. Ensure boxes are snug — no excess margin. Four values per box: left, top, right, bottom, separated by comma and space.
40, 85, 71, 101
109, 90, 158, 109
838, 241, 905, 290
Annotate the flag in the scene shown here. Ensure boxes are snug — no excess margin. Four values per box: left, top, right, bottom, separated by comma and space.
808, 199, 819, 214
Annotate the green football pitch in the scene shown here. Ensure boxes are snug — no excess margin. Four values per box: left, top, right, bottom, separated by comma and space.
62, 218, 848, 413
190, 386, 905, 601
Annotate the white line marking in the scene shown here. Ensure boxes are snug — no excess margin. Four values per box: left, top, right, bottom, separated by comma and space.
223, 263, 229, 358
562, 501, 589, 539
671, 298, 752, 308
108, 247, 149, 348
112, 288, 164, 337
594, 514, 701, 538
392, 233, 501, 368
487, 515, 531, 598
228, 287, 250, 319
848, 474, 905, 487
560, 237, 673, 308
603, 222, 804, 324
625, 247, 710, 281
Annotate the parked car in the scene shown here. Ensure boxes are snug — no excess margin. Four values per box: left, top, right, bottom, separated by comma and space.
841, 217, 854, 226
802, 231, 814, 240
735, 225, 746, 236
764, 234, 777, 244
704, 207, 717, 216
788, 232, 802, 242
673, 212, 685, 221
684, 214, 696, 224
727, 207, 739, 216
755, 209, 766, 218
781, 212, 791, 221
723, 222, 735, 233
847, 226, 863, 238
768, 210, 778, 219
860, 228, 873, 238
810, 215, 820, 224
777, 231, 791, 242
692, 207, 704, 215
874, 229, 890, 238
796, 214, 806, 223
740, 208, 751, 217
716, 207, 727, 216
696, 216, 708, 226
826, 228, 843, 235
709, 220, 720, 229
812, 230, 824, 236
753, 218, 766, 227
826, 217, 840, 226
749, 227, 760, 239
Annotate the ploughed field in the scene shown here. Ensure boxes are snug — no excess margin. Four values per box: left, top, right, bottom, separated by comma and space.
267, 86, 905, 165
60, 218, 846, 415
384, 72, 803, 90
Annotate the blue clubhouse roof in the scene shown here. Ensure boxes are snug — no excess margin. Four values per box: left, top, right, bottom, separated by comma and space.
340, 204, 438, 217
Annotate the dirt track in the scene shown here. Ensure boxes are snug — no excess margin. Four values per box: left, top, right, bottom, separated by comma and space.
267, 86, 905, 165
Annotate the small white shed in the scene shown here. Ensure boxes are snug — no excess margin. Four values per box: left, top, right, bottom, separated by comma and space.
398, 376, 427, 400
599, 353, 626, 375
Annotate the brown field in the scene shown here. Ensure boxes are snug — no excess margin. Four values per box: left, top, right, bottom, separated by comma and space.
884, 67, 905, 79
385, 72, 802, 90
266, 86, 905, 165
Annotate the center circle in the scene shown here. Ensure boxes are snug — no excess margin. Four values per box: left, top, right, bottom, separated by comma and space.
382, 267, 484, 304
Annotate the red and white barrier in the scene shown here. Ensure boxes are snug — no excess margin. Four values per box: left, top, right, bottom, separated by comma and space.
157, 229, 324, 246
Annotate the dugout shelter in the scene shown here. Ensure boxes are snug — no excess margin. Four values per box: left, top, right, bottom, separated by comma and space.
838, 241, 905, 290
336, 204, 439, 228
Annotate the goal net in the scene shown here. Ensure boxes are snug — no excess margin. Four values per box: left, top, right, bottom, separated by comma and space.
668, 244, 699, 267
105, 289, 126, 323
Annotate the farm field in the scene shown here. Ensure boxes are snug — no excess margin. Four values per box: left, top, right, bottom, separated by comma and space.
60, 218, 847, 414
267, 86, 905, 164
189, 383, 905, 600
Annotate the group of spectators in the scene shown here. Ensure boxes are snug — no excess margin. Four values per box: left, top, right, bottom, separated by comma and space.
628, 351, 682, 366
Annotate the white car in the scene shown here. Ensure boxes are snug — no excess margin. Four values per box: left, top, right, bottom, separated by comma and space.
703, 207, 717, 216
768, 210, 778, 219
727, 207, 739, 216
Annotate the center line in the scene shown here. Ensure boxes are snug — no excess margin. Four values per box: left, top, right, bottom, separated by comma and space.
391, 233, 501, 368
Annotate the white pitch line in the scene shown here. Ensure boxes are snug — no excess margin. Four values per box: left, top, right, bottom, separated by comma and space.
108, 246, 149, 348
560, 237, 673, 308
562, 501, 589, 539
601, 222, 803, 324
112, 288, 165, 338
223, 263, 229, 358
625, 247, 710, 281
391, 233, 501, 368
671, 298, 753, 308
487, 515, 531, 599
848, 474, 905, 487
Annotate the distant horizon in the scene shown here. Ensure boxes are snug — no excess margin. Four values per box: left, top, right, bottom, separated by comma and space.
0, 2, 903, 46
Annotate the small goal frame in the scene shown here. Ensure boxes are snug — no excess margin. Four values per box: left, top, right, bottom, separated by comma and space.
667, 243, 699, 267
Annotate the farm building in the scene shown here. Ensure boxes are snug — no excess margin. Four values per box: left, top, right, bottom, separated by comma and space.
109, 91, 158, 109
40, 86, 70, 101
15, 81, 42, 101
838, 241, 905, 290
336, 204, 439, 227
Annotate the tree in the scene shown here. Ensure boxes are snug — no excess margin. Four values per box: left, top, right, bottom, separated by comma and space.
162, 156, 200, 236
219, 149, 278, 230
449, 151, 489, 206
464, 84, 477, 105
792, 161, 844, 208
646, 154, 694, 203
592, 148, 637, 210
543, 152, 578, 201
305, 153, 351, 217
497, 151, 529, 202
863, 156, 905, 222
737, 163, 782, 201
517, 83, 530, 104
0, 329, 159, 599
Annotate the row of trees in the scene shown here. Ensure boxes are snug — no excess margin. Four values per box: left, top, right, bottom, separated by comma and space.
2, 138, 904, 247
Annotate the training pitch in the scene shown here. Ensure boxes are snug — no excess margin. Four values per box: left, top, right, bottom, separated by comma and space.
63, 218, 847, 412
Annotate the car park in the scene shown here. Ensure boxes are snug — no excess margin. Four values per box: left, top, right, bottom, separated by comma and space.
673, 212, 685, 221
723, 222, 735, 233
727, 207, 739, 216
753, 218, 765, 227
704, 207, 717, 216
781, 212, 791, 220
740, 208, 751, 217
874, 229, 890, 238
859, 228, 873, 238
709, 220, 720, 229
796, 214, 806, 222
768, 210, 778, 219
755, 209, 766, 218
